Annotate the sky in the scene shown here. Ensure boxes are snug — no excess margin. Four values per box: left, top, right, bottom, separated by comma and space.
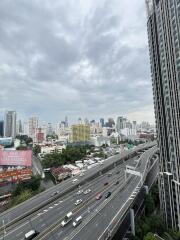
0, 0, 155, 124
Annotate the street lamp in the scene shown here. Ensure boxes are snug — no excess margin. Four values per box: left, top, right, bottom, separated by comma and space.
2, 220, 6, 240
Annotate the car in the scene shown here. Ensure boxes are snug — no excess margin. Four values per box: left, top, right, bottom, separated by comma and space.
115, 180, 119, 185
77, 190, 83, 195
105, 192, 111, 198
72, 216, 83, 227
116, 170, 120, 174
79, 173, 84, 177
75, 199, 82, 205
24, 230, 39, 239
83, 189, 91, 195
96, 193, 102, 200
107, 173, 112, 177
72, 179, 78, 183
61, 212, 73, 227
51, 191, 59, 197
104, 182, 109, 186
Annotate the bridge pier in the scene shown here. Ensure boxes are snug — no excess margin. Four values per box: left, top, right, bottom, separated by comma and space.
130, 208, 135, 236
144, 185, 149, 195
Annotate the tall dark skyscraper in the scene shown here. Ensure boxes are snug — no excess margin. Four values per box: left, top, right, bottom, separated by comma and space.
146, 0, 180, 230
0, 121, 4, 137
4, 111, 16, 138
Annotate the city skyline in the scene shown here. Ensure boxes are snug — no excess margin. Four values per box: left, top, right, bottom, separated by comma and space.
0, 0, 154, 123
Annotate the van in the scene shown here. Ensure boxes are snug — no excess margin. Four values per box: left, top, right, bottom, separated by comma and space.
61, 212, 73, 227
24, 230, 39, 240
72, 216, 82, 227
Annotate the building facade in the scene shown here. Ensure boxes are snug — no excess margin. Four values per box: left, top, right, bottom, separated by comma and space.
4, 111, 16, 138
28, 117, 38, 141
72, 124, 90, 143
146, 0, 180, 230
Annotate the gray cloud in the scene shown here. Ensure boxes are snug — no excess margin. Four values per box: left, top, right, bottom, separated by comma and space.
0, 0, 154, 123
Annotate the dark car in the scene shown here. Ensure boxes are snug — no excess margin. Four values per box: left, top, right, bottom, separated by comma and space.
116, 170, 120, 174
115, 180, 119, 185
105, 192, 111, 198
104, 182, 109, 186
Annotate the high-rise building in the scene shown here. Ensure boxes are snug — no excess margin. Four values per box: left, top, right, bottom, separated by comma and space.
28, 117, 38, 141
146, 0, 180, 230
4, 111, 16, 138
72, 124, 90, 143
16, 120, 23, 135
65, 116, 68, 128
108, 118, 115, 128
100, 118, 105, 127
0, 121, 4, 137
116, 116, 127, 132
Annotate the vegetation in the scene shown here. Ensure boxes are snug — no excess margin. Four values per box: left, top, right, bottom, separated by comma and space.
129, 184, 179, 240
46, 134, 58, 140
33, 144, 41, 156
16, 145, 28, 150
8, 176, 41, 208
16, 135, 33, 145
41, 145, 93, 168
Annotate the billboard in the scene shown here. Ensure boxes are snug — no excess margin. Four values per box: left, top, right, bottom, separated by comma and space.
0, 150, 32, 166
0, 168, 32, 180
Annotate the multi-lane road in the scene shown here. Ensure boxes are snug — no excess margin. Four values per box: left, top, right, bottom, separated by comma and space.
0, 142, 157, 240
0, 155, 139, 240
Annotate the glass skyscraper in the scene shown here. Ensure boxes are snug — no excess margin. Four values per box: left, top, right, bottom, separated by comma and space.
146, 0, 180, 230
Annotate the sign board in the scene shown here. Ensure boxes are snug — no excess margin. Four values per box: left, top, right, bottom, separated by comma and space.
0, 150, 32, 166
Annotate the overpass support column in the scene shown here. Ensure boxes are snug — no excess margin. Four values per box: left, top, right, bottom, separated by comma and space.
144, 185, 149, 195
130, 208, 135, 236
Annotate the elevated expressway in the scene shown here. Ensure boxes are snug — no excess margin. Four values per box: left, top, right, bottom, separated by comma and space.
0, 142, 157, 240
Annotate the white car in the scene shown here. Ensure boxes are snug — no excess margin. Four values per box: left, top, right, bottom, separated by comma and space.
75, 199, 82, 205
83, 189, 91, 195
77, 190, 83, 195
72, 179, 78, 183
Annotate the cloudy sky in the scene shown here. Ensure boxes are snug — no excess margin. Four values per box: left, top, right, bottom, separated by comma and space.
0, 0, 154, 124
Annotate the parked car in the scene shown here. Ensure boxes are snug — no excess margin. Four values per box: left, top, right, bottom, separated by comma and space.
104, 182, 109, 186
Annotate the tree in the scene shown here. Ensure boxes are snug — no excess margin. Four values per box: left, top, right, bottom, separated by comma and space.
144, 232, 156, 240
16, 135, 33, 145
33, 145, 41, 156
16, 146, 28, 150
145, 194, 155, 216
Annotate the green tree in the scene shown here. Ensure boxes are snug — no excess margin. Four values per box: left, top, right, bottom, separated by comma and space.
11, 190, 33, 206
145, 194, 155, 216
144, 232, 156, 240
16, 145, 28, 150
33, 145, 41, 156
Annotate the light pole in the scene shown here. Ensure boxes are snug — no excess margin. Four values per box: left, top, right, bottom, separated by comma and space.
2, 220, 6, 240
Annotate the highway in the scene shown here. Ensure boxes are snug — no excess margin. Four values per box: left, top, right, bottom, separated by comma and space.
36, 146, 158, 240
0, 142, 155, 230
0, 155, 140, 240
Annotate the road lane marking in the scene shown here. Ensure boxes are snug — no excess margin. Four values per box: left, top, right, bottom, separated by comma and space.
16, 231, 23, 236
